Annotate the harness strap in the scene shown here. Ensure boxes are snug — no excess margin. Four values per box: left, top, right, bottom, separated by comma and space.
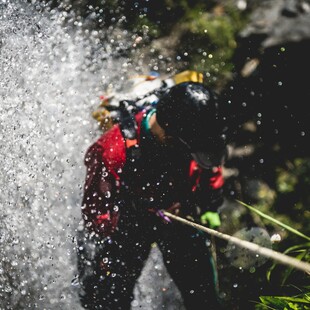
125, 139, 138, 148
119, 101, 141, 163
120, 104, 155, 163
119, 100, 138, 140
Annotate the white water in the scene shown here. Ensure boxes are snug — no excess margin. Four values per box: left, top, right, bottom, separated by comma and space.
0, 1, 130, 308
0, 1, 185, 309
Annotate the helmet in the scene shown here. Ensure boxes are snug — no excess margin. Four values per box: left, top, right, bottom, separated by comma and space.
156, 82, 227, 167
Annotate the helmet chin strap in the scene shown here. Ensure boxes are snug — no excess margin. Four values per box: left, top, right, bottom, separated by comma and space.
149, 112, 168, 143
177, 137, 191, 149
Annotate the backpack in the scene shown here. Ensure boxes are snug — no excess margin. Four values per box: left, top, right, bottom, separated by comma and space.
92, 70, 204, 162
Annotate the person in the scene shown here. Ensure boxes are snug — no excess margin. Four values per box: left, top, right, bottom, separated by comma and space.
77, 81, 228, 310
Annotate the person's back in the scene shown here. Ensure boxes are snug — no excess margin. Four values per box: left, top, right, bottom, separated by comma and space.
77, 81, 227, 310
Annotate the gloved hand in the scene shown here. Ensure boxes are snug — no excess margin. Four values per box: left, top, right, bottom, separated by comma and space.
200, 211, 221, 229
150, 202, 181, 224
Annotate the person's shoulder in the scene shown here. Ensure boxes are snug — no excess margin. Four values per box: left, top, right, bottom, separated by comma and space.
97, 123, 124, 146
135, 110, 145, 123
94, 124, 127, 172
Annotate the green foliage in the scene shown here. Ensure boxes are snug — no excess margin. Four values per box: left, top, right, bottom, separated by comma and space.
273, 158, 310, 239
238, 187, 310, 310
267, 243, 310, 284
182, 11, 235, 78
255, 289, 310, 310
75, 1, 248, 89
175, 4, 247, 88
41, 0, 250, 89
130, 15, 161, 39
237, 200, 310, 242
276, 159, 310, 194
245, 157, 310, 247
277, 169, 298, 193
276, 159, 310, 205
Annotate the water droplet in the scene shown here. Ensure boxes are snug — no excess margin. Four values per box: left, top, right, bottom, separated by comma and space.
131, 300, 139, 307
4, 284, 12, 293
71, 276, 80, 287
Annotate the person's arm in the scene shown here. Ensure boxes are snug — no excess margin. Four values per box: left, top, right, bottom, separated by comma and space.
189, 160, 224, 228
81, 143, 119, 236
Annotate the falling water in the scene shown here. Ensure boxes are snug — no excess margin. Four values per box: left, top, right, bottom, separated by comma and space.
0, 1, 184, 309
0, 1, 128, 308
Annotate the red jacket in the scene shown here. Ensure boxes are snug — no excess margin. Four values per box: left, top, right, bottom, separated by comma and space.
82, 111, 224, 236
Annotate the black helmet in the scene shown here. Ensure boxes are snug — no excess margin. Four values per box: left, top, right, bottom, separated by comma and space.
156, 82, 227, 167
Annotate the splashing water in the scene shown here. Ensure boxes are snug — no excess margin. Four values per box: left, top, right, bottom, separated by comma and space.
0, 1, 130, 308
0, 1, 185, 309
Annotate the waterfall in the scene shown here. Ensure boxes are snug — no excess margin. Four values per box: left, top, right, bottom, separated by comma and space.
0, 1, 128, 308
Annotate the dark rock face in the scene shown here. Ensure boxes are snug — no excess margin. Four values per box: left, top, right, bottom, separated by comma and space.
240, 0, 310, 48
225, 0, 310, 158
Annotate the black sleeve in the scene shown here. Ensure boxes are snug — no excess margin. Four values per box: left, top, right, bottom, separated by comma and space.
192, 165, 225, 213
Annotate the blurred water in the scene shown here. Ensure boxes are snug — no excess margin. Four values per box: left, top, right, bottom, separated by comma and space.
0, 1, 129, 308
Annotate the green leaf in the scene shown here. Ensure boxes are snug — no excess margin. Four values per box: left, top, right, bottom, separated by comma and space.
257, 290, 310, 310
267, 243, 310, 282
281, 250, 309, 285
236, 200, 310, 241
259, 296, 288, 308
283, 243, 310, 255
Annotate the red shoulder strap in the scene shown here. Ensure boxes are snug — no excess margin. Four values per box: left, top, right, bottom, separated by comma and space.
189, 160, 224, 191
95, 111, 145, 179
96, 125, 126, 178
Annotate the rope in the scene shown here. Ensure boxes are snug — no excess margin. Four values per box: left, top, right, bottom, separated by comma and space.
162, 211, 310, 274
